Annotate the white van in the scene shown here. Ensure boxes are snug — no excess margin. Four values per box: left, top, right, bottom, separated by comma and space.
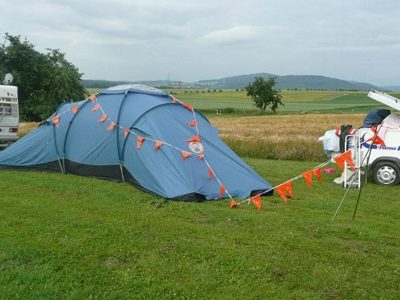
0, 84, 19, 147
320, 90, 400, 186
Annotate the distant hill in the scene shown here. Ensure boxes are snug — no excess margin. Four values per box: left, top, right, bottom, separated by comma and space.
83, 73, 382, 91
198, 73, 380, 90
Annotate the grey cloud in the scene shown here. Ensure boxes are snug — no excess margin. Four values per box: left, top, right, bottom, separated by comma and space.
0, 0, 399, 85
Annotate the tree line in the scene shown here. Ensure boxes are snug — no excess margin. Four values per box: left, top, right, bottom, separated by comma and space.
0, 34, 86, 121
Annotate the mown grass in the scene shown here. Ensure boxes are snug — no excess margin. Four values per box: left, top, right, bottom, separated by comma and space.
1, 159, 399, 299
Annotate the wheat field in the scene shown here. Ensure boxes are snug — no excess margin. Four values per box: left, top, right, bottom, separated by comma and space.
18, 114, 364, 161
211, 113, 364, 160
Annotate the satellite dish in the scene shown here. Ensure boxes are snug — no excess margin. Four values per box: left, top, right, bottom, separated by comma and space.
3, 73, 13, 85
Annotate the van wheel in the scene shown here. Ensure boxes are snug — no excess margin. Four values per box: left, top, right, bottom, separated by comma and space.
372, 161, 400, 185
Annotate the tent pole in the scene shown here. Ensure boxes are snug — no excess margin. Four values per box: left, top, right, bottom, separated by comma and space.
352, 125, 381, 220
57, 155, 64, 173
331, 170, 359, 222
119, 163, 125, 182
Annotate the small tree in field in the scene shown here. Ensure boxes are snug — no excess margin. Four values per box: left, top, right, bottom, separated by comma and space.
245, 76, 283, 112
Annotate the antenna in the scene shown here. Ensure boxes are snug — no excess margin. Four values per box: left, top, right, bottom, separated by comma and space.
3, 73, 13, 85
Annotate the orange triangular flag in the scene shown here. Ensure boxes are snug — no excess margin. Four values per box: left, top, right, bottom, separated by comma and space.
123, 128, 129, 138
334, 150, 356, 171
208, 166, 215, 178
107, 121, 116, 131
303, 170, 313, 188
88, 94, 97, 101
98, 114, 107, 123
312, 168, 322, 184
137, 136, 145, 149
367, 126, 386, 146
92, 103, 100, 112
219, 184, 226, 197
187, 120, 197, 127
182, 103, 193, 111
187, 135, 201, 143
251, 194, 262, 210
181, 150, 192, 160
154, 140, 164, 151
275, 181, 294, 203
71, 105, 79, 114
230, 200, 238, 208
52, 115, 60, 127
276, 186, 288, 203
197, 152, 204, 160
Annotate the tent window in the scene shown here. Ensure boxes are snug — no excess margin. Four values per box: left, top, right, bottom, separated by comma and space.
0, 103, 12, 116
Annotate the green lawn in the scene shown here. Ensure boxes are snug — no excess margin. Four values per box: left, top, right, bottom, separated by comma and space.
87, 88, 399, 114
1, 159, 399, 299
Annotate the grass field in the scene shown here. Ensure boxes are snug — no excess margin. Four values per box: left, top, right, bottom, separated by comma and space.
87, 88, 398, 115
1, 159, 399, 299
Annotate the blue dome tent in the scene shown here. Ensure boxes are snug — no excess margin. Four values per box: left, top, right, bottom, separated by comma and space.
0, 85, 272, 201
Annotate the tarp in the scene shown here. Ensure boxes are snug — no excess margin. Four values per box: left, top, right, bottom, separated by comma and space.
0, 84, 272, 201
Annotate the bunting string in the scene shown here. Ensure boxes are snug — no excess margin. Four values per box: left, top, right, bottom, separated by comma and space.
51, 93, 373, 209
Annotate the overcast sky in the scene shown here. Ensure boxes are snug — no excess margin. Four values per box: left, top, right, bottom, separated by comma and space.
1, 0, 399, 85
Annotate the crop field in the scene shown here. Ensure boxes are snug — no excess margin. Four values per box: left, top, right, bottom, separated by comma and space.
212, 113, 364, 161
18, 113, 363, 161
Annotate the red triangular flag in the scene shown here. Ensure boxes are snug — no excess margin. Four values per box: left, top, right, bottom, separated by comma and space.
187, 120, 198, 127
182, 103, 193, 111
71, 105, 79, 114
197, 152, 204, 160
303, 170, 313, 188
154, 140, 164, 151
52, 115, 60, 127
88, 94, 96, 101
312, 168, 322, 184
107, 122, 116, 131
171, 97, 177, 104
92, 103, 100, 112
123, 128, 129, 138
187, 135, 201, 143
137, 136, 145, 149
251, 194, 262, 210
219, 184, 226, 197
230, 200, 238, 208
98, 114, 107, 123
181, 150, 192, 160
208, 166, 215, 178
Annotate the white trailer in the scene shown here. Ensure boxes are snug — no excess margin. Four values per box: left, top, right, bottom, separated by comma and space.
0, 84, 19, 147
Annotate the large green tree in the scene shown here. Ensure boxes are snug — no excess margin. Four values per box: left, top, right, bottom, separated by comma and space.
0, 34, 86, 121
245, 76, 283, 112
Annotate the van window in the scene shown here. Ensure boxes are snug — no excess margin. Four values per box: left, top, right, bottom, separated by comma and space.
0, 103, 12, 116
